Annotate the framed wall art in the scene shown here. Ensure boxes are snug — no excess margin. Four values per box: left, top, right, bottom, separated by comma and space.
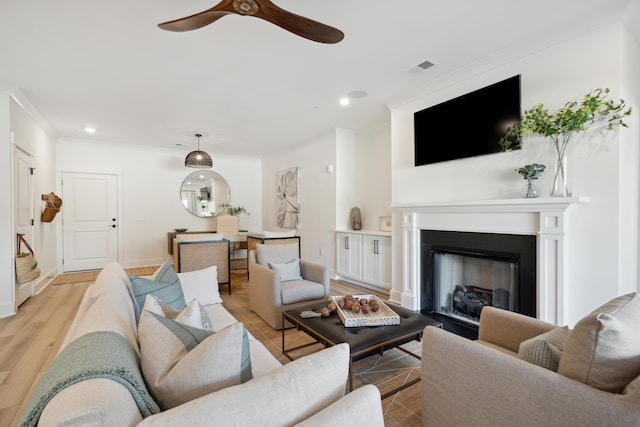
276, 167, 300, 229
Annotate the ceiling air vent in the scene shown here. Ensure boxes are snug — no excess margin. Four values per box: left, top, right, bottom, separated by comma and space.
417, 59, 436, 70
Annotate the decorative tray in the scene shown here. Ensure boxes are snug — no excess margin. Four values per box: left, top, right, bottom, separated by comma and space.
330, 295, 400, 327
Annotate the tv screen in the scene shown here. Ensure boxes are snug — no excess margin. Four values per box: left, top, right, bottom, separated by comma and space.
414, 75, 521, 166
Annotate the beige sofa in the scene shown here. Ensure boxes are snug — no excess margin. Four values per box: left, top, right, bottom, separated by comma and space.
421, 296, 640, 426
28, 263, 383, 426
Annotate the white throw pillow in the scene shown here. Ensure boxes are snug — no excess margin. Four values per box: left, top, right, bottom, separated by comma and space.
268, 259, 303, 282
138, 312, 252, 410
142, 295, 212, 331
177, 265, 222, 305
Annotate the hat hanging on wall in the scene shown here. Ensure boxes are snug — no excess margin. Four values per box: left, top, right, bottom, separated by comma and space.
185, 133, 212, 168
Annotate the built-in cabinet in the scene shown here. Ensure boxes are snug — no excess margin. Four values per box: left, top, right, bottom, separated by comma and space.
336, 231, 391, 290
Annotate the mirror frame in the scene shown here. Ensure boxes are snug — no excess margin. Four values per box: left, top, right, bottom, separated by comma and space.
180, 170, 230, 218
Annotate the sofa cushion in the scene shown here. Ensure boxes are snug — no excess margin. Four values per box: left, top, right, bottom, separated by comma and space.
142, 295, 212, 331
558, 292, 640, 393
518, 326, 570, 372
138, 312, 252, 409
256, 242, 299, 267
130, 262, 186, 316
177, 265, 222, 305
136, 344, 350, 427
281, 280, 326, 305
269, 259, 303, 282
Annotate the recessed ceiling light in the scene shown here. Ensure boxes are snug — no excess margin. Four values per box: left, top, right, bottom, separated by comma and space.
348, 90, 368, 99
339, 97, 350, 106
85, 127, 96, 134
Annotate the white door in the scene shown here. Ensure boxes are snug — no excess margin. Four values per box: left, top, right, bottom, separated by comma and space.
14, 148, 34, 306
62, 172, 118, 272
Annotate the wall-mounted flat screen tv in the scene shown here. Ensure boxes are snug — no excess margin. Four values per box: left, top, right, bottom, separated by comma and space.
414, 75, 521, 166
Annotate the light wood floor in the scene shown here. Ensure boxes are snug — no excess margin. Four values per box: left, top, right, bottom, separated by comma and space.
0, 270, 423, 427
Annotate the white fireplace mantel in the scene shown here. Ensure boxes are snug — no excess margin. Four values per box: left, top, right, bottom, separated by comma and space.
392, 196, 589, 325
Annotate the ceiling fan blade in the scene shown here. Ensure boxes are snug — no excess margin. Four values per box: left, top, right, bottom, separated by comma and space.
256, 1, 344, 44
158, 0, 236, 32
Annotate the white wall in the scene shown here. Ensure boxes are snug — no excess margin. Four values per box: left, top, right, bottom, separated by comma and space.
355, 121, 392, 230
57, 139, 262, 268
10, 99, 58, 292
261, 122, 392, 274
390, 22, 640, 325
0, 89, 13, 317
262, 134, 337, 267
0, 88, 58, 318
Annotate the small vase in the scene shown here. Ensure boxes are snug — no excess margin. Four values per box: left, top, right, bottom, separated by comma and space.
521, 180, 540, 198
550, 133, 573, 197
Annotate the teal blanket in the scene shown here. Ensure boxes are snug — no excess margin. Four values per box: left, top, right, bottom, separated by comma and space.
19, 331, 160, 427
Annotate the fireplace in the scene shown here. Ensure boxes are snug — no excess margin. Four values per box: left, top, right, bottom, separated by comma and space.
420, 230, 536, 339
393, 198, 585, 327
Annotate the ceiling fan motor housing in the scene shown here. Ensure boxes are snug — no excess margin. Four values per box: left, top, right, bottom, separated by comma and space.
233, 0, 259, 15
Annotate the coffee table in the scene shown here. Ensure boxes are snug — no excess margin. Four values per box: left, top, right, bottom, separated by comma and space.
282, 300, 442, 399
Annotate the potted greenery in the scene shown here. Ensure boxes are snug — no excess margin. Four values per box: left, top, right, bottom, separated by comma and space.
218, 203, 250, 217
216, 204, 250, 235
516, 163, 545, 198
499, 88, 631, 197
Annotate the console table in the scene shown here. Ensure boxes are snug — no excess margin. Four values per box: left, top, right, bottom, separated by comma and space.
167, 230, 249, 255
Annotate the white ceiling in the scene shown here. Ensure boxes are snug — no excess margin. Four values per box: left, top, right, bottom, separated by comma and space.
0, 0, 632, 157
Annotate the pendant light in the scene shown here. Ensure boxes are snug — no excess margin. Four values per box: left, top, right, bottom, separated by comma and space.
185, 133, 212, 168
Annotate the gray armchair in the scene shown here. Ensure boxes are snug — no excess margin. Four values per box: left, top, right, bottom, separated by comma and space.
249, 243, 330, 329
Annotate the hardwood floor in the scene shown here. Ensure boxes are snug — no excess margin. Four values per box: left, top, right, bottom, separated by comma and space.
0, 269, 423, 427
0, 280, 91, 427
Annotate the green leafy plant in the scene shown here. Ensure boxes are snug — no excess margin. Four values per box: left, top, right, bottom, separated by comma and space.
499, 88, 631, 196
499, 88, 631, 152
516, 163, 546, 181
218, 203, 250, 217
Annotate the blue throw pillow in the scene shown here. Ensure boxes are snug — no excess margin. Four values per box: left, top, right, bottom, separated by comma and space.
130, 263, 186, 316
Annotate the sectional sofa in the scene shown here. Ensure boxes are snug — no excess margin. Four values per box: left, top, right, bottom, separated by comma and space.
22, 262, 384, 426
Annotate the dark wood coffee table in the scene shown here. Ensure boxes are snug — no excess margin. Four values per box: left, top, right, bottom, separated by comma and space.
282, 300, 442, 398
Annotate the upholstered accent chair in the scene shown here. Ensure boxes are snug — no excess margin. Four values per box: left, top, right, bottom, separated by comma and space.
249, 243, 330, 329
173, 234, 231, 294
421, 294, 640, 426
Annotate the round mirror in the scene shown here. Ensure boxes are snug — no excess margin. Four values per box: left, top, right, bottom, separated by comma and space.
180, 170, 230, 217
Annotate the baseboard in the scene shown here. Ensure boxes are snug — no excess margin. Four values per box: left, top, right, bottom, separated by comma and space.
36, 267, 58, 294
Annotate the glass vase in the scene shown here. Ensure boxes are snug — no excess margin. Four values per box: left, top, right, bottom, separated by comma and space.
550, 133, 573, 197
521, 180, 540, 198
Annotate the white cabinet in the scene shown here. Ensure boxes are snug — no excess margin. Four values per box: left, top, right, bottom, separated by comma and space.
361, 235, 392, 288
336, 232, 361, 280
336, 231, 391, 290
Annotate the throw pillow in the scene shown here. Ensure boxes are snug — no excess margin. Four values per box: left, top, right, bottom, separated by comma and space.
256, 242, 299, 267
558, 292, 640, 393
138, 312, 252, 410
518, 326, 570, 372
177, 265, 222, 305
135, 344, 350, 426
142, 295, 212, 331
130, 262, 186, 316
268, 259, 303, 282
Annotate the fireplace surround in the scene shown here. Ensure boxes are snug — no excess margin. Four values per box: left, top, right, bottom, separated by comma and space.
393, 197, 587, 326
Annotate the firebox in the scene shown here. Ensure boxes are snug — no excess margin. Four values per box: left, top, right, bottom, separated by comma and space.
420, 230, 536, 339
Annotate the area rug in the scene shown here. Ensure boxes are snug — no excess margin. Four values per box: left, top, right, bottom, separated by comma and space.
52, 266, 158, 285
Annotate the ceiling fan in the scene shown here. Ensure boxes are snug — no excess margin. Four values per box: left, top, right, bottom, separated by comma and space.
158, 0, 344, 44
